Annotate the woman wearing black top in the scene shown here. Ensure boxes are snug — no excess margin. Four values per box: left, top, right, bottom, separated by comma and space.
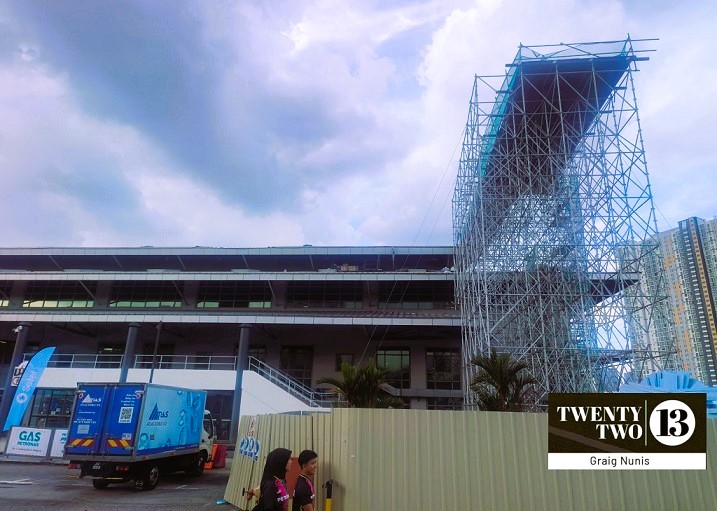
257, 448, 292, 511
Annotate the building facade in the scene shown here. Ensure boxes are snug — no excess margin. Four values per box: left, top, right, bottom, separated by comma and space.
636, 217, 717, 385
0, 246, 462, 439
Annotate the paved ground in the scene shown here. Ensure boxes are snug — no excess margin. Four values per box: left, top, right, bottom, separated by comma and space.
0, 460, 239, 511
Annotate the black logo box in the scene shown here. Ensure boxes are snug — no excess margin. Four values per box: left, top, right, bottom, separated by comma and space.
548, 393, 706, 454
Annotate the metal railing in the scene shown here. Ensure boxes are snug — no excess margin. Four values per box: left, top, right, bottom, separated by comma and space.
20, 353, 237, 370
247, 356, 336, 408
19, 352, 335, 408
133, 355, 237, 370
22, 353, 124, 368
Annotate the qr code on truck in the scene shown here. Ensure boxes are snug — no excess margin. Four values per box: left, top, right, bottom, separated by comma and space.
119, 407, 133, 423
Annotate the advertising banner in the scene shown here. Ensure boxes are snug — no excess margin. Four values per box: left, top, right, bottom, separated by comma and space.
4, 426, 52, 457
3, 346, 56, 431
548, 392, 707, 470
136, 386, 206, 455
49, 429, 68, 458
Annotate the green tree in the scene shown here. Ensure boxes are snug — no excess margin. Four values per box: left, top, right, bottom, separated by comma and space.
470, 348, 538, 411
317, 361, 405, 408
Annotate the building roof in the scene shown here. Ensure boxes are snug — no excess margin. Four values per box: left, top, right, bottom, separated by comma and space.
0, 246, 455, 273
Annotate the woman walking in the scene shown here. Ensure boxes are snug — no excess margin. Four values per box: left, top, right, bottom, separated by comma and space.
255, 448, 292, 511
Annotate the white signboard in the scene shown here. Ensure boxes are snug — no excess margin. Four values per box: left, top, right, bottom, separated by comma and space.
50, 429, 68, 458
5, 427, 52, 457
10, 361, 28, 387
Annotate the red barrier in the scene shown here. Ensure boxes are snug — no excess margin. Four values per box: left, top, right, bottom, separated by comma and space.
212, 443, 227, 469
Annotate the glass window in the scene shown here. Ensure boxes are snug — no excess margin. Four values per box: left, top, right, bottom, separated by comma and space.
109, 281, 182, 308
426, 348, 461, 391
28, 388, 75, 428
280, 346, 313, 388
95, 343, 124, 368
377, 281, 454, 309
376, 348, 410, 389
196, 281, 272, 309
205, 391, 233, 441
0, 282, 11, 307
248, 346, 267, 363
426, 397, 463, 410
22, 281, 95, 308
286, 281, 362, 309
335, 353, 354, 371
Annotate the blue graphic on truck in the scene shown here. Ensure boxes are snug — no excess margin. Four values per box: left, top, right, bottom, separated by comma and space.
136, 387, 205, 455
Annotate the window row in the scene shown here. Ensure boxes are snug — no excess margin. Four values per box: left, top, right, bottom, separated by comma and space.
278, 346, 461, 392
7, 280, 454, 309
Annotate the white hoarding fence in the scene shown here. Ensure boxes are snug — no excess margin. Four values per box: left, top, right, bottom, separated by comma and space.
4, 427, 53, 457
49, 429, 68, 458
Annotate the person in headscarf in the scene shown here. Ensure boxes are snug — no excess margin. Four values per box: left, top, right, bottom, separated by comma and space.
257, 448, 292, 511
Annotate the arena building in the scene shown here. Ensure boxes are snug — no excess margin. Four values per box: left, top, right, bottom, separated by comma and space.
0, 246, 461, 440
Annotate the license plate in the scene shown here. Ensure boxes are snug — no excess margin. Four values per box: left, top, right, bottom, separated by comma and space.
93, 463, 102, 470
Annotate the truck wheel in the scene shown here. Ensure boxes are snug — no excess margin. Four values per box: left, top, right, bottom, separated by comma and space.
188, 451, 207, 477
92, 479, 110, 489
135, 463, 160, 491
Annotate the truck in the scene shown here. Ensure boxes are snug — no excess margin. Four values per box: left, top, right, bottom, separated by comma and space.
64, 383, 215, 491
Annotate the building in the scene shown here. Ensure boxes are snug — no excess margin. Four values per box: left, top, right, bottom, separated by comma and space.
635, 217, 717, 385
0, 246, 462, 440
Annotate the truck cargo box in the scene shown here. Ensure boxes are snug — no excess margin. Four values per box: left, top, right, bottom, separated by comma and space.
65, 383, 207, 460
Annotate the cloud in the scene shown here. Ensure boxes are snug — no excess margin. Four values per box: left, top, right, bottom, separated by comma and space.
0, 0, 714, 247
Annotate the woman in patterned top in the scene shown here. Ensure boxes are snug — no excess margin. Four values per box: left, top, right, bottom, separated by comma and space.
257, 448, 292, 511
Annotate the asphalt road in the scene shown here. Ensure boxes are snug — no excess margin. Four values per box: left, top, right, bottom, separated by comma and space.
0, 460, 238, 511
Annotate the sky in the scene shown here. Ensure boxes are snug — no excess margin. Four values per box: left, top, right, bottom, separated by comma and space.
0, 0, 714, 248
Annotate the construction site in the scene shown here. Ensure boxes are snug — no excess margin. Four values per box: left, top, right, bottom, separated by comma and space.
452, 38, 678, 408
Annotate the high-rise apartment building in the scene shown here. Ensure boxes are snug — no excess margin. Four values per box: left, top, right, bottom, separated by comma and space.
638, 217, 717, 385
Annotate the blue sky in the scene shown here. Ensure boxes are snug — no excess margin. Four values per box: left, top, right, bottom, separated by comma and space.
0, 0, 714, 247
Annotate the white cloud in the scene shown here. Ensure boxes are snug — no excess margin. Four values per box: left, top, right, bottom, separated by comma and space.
0, 0, 715, 247
0, 58, 305, 247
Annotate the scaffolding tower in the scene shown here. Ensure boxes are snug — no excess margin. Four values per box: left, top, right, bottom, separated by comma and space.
452, 38, 677, 409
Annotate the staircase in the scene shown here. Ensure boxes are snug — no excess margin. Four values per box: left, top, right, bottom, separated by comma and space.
246, 357, 336, 408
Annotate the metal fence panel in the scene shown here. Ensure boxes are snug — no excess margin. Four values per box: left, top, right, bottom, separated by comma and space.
225, 410, 717, 511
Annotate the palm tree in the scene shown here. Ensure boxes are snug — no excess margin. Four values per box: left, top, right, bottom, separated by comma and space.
317, 361, 405, 408
470, 348, 538, 411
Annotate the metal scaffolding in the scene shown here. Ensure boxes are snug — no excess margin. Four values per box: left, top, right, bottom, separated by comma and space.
452, 38, 677, 409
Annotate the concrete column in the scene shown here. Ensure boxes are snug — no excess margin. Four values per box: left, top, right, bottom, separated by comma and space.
9, 281, 28, 308
94, 281, 112, 308
363, 281, 378, 308
230, 324, 251, 445
181, 281, 199, 310
119, 323, 140, 383
0, 322, 31, 433
269, 281, 287, 308
410, 344, 427, 409
411, 343, 427, 389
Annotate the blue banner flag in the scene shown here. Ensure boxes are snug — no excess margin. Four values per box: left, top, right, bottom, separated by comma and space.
3, 346, 55, 431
